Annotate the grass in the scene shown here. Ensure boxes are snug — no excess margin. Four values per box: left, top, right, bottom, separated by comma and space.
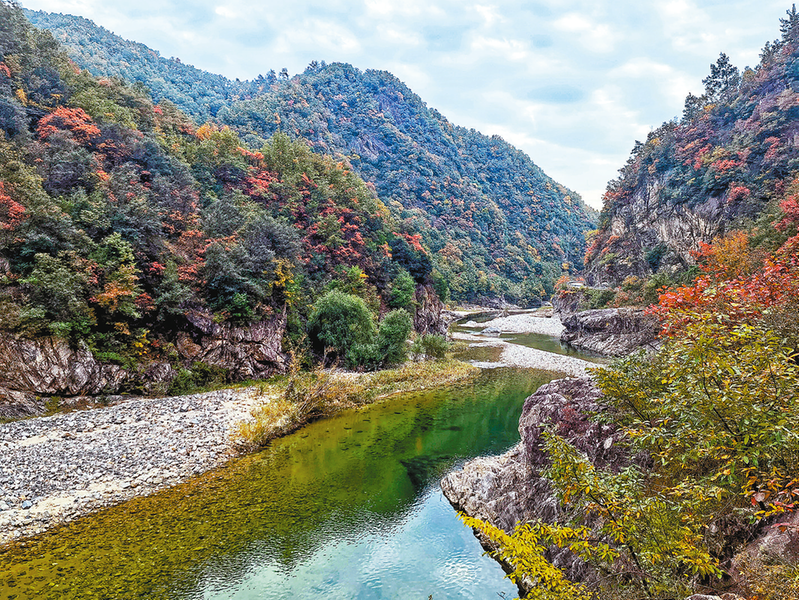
234, 358, 479, 449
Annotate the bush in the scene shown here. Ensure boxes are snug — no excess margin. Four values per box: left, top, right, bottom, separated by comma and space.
308, 290, 376, 363
411, 333, 449, 360
375, 309, 412, 366
388, 269, 415, 310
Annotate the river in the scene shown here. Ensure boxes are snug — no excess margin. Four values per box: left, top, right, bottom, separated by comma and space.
0, 330, 595, 599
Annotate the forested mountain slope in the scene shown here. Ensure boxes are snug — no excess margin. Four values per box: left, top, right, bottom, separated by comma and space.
585, 8, 799, 285
26, 9, 596, 304
0, 0, 434, 401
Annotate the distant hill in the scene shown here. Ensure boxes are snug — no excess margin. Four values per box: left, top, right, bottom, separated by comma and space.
26, 9, 596, 304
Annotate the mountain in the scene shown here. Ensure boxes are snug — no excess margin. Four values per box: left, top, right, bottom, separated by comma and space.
0, 0, 427, 382
25, 8, 596, 304
584, 11, 799, 286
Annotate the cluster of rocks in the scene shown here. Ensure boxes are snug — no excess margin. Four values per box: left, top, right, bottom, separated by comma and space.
0, 386, 261, 545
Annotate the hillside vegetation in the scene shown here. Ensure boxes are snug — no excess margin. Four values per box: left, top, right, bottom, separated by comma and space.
0, 0, 434, 379
585, 6, 799, 289
25, 9, 596, 305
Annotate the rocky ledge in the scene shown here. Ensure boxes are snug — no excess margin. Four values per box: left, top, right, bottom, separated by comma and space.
0, 309, 286, 420
0, 386, 261, 546
441, 377, 620, 587
559, 307, 660, 356
442, 377, 799, 598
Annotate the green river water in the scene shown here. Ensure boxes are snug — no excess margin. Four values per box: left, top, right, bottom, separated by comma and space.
0, 367, 559, 600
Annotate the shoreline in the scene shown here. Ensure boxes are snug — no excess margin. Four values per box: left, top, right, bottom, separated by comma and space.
0, 386, 263, 546
0, 313, 599, 547
453, 312, 600, 378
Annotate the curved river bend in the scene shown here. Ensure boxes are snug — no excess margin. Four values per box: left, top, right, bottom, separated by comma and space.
1, 367, 566, 600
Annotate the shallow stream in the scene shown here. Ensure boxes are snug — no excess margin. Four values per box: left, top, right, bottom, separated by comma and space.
0, 368, 558, 600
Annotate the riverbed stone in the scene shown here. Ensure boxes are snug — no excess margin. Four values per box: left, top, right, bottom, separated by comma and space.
0, 385, 262, 546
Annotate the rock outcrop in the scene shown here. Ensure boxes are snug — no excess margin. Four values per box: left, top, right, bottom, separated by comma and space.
176, 308, 286, 380
0, 336, 131, 418
559, 307, 660, 356
0, 309, 286, 419
441, 377, 623, 587
413, 283, 447, 335
586, 177, 728, 287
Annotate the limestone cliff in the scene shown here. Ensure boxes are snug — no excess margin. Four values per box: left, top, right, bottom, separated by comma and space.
586, 178, 728, 286
0, 310, 286, 419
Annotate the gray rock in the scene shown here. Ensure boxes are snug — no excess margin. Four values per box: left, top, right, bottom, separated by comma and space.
560, 307, 660, 356
442, 377, 622, 589
0, 309, 286, 418
21, 500, 32, 509
413, 283, 448, 336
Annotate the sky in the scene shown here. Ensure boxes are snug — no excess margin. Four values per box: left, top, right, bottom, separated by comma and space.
18, 0, 795, 208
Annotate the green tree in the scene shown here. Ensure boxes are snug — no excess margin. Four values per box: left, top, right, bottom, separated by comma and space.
388, 269, 415, 310
307, 290, 376, 363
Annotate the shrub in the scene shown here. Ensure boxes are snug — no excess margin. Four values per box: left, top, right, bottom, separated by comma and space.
307, 290, 376, 363
388, 269, 415, 310
375, 309, 412, 366
411, 333, 449, 360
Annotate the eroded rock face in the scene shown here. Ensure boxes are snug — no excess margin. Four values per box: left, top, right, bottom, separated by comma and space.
413, 283, 447, 335
179, 308, 287, 380
441, 377, 623, 586
0, 309, 287, 418
560, 307, 660, 356
0, 336, 130, 419
586, 178, 727, 286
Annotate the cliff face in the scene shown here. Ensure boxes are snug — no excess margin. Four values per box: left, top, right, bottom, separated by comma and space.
0, 310, 286, 419
441, 377, 622, 586
413, 283, 447, 336
586, 179, 728, 286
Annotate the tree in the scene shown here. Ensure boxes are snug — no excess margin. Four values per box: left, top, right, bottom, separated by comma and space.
374, 309, 412, 366
702, 53, 740, 103
388, 269, 415, 310
307, 290, 376, 363
781, 3, 799, 43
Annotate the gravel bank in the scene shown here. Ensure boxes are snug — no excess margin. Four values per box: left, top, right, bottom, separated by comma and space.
452, 331, 596, 378
0, 387, 262, 545
453, 312, 598, 378
459, 312, 565, 337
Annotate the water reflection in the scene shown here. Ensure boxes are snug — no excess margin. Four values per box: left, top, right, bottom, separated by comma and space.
0, 368, 554, 600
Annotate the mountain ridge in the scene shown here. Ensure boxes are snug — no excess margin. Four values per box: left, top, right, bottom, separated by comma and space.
25, 8, 596, 304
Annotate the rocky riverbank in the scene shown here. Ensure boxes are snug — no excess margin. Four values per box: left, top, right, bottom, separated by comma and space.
0, 386, 262, 545
441, 377, 616, 591
452, 311, 598, 378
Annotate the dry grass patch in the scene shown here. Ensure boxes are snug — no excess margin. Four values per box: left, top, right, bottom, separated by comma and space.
234, 358, 478, 448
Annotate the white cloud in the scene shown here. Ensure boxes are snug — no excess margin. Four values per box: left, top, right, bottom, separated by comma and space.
18, 0, 798, 209
552, 13, 616, 53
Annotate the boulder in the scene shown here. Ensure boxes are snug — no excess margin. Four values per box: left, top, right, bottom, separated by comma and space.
413, 283, 447, 335
560, 307, 660, 356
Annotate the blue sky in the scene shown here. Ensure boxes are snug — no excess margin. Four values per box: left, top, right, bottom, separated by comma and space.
20, 1, 793, 208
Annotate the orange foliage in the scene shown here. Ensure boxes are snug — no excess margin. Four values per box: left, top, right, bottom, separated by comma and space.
0, 181, 25, 230
36, 107, 100, 145
651, 230, 799, 338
